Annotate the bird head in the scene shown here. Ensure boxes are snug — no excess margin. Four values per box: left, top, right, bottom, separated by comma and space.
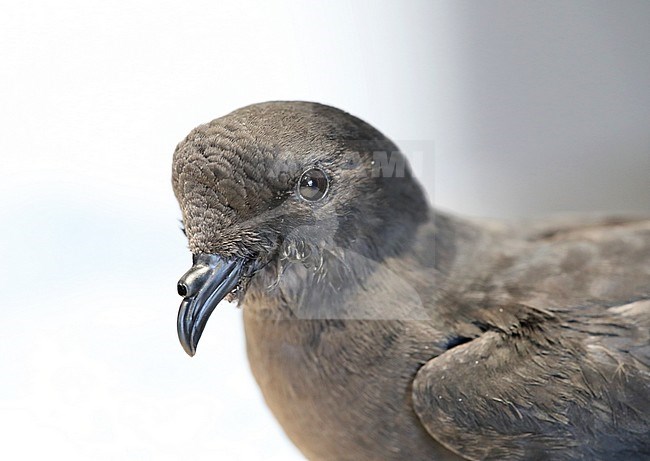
172, 101, 428, 355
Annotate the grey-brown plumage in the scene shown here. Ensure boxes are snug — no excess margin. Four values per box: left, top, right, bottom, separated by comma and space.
172, 101, 650, 461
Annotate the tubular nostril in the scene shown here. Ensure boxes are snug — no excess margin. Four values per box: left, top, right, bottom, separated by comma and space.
177, 257, 213, 298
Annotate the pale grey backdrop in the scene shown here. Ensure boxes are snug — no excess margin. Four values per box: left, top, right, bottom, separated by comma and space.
1, 1, 648, 460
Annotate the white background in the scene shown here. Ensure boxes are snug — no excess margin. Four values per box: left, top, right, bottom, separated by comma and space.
1, 1, 648, 460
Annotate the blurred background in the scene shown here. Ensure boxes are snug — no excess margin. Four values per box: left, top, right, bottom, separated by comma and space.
1, 1, 648, 459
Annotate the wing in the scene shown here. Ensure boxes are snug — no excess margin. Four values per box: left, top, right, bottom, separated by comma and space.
411, 300, 650, 461
516, 212, 650, 241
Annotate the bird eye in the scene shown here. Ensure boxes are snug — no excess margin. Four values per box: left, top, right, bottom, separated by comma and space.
297, 168, 329, 201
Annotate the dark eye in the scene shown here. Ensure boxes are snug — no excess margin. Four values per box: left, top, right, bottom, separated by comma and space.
297, 168, 329, 201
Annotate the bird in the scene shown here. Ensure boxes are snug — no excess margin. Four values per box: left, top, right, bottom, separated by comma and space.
171, 101, 650, 461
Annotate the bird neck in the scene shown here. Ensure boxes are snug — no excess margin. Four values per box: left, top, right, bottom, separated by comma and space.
241, 209, 473, 324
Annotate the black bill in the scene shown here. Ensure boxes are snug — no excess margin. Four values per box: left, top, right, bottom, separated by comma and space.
176, 253, 245, 356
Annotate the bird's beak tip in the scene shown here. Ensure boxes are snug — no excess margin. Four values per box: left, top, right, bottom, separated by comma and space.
183, 345, 196, 357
